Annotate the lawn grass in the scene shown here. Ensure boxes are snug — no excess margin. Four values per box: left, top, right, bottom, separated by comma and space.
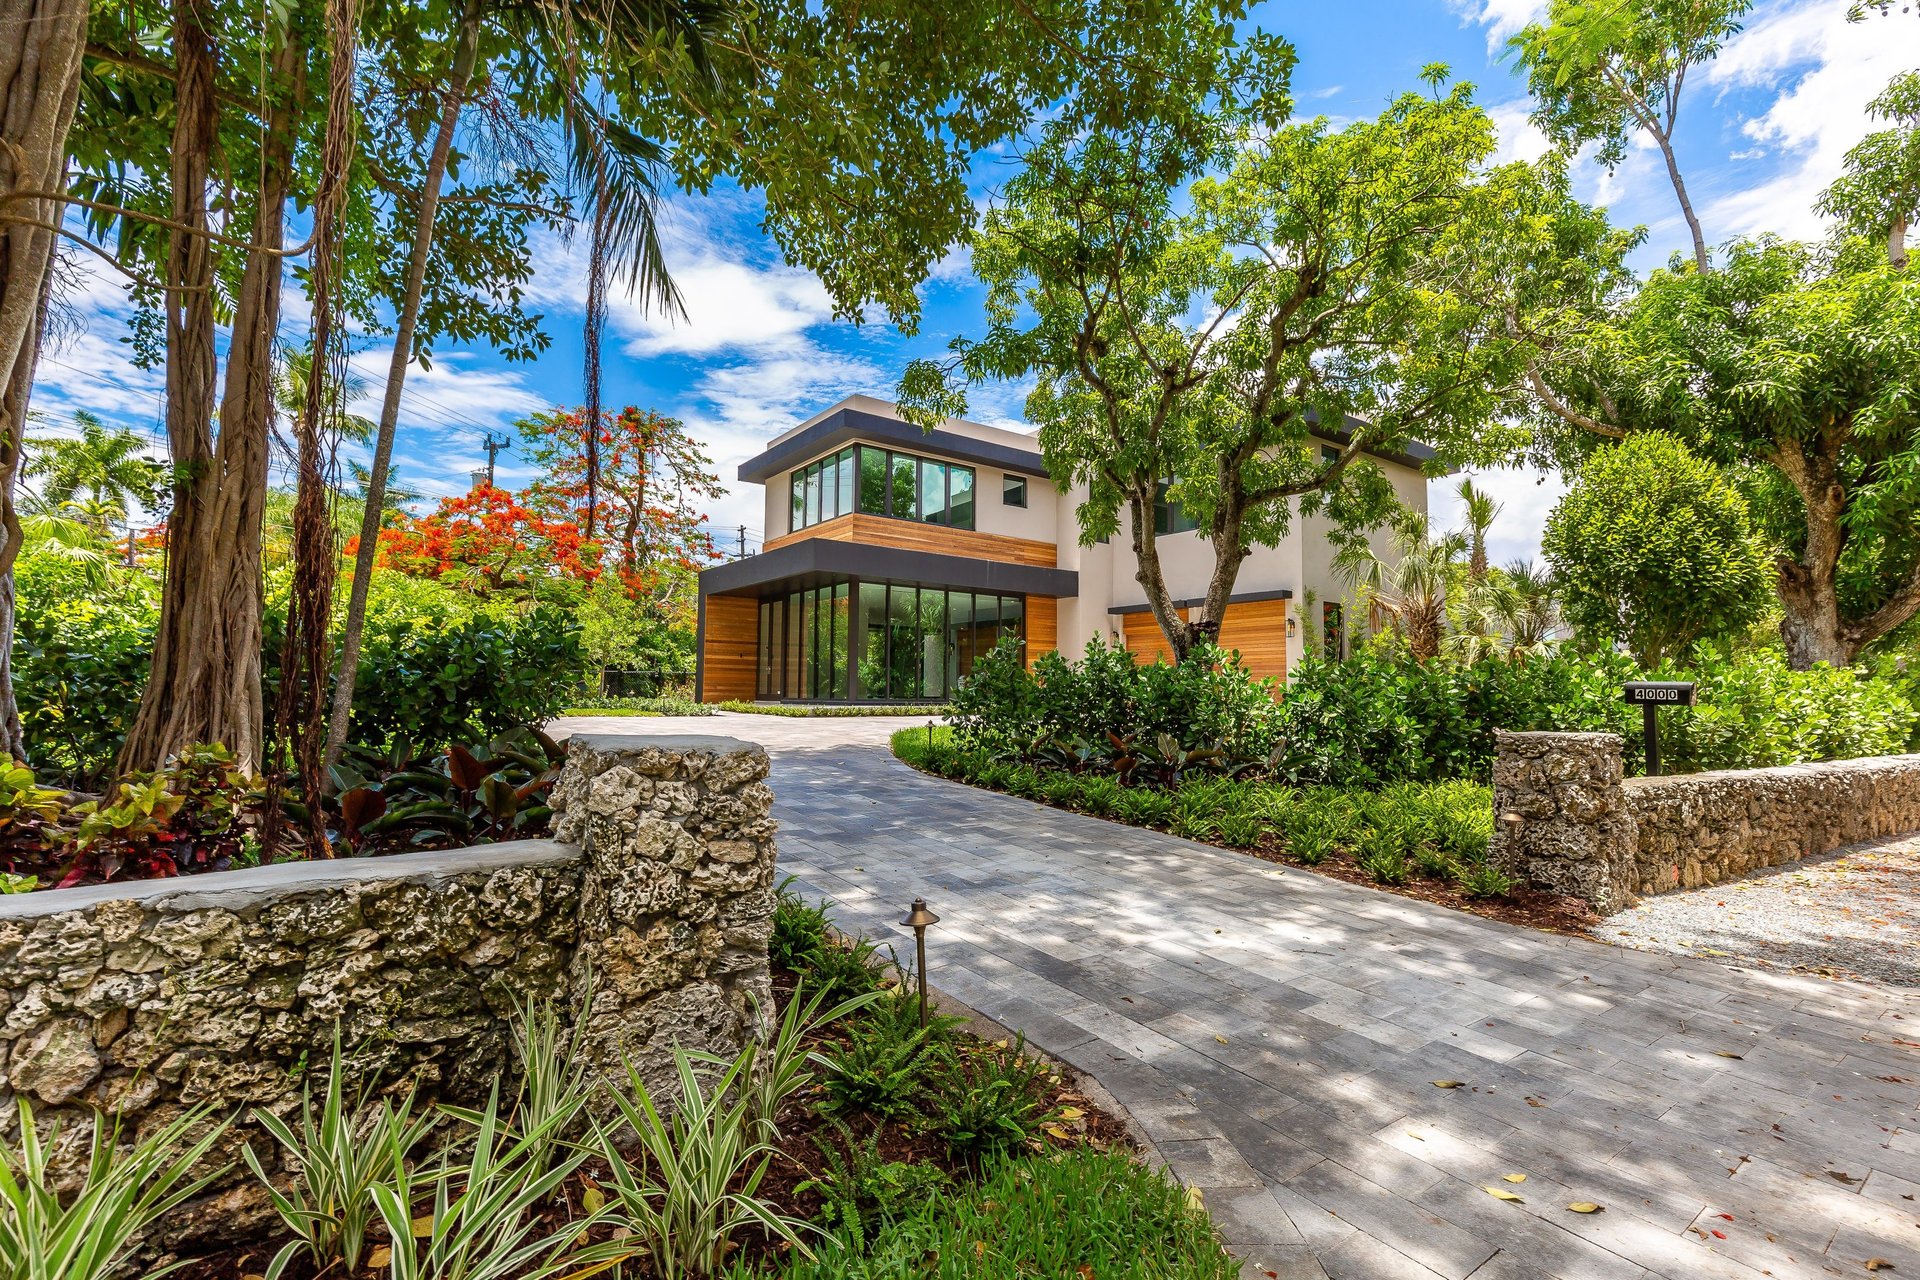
561, 706, 663, 717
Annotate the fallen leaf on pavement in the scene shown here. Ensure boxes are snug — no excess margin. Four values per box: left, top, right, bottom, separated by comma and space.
1567, 1203, 1603, 1214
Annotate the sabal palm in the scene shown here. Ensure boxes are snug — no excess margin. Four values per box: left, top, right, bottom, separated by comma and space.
1455, 479, 1501, 582
23, 412, 164, 528
1498, 559, 1561, 658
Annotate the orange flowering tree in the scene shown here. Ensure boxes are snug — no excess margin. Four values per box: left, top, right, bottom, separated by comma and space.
357, 483, 601, 593
517, 406, 724, 604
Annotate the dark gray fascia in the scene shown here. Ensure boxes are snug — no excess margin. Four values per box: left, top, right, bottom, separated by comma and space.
700, 536, 1078, 600
736, 407, 1051, 484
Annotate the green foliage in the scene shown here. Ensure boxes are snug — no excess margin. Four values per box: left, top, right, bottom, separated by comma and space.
1543, 433, 1772, 666
813, 1016, 946, 1122
769, 880, 891, 1005
370, 1082, 595, 1280
754, 1149, 1235, 1280
798, 1120, 953, 1253
342, 585, 583, 754
595, 1046, 810, 1279
926, 1035, 1059, 1161
713, 701, 950, 717
1817, 71, 1920, 258
13, 551, 161, 789
0, 1098, 230, 1280
243, 1036, 440, 1280
568, 693, 712, 715
948, 636, 1280, 766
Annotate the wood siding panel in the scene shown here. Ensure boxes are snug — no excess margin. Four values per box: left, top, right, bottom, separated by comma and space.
763, 513, 1056, 568
700, 596, 759, 702
1121, 609, 1184, 666
1025, 596, 1058, 670
1217, 598, 1288, 685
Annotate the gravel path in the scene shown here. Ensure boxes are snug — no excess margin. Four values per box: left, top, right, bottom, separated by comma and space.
1599, 835, 1920, 986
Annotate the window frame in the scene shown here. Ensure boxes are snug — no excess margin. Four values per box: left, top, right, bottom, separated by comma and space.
1002, 474, 1027, 508
793, 445, 974, 530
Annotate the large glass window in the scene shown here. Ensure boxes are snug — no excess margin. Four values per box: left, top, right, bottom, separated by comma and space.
949, 467, 976, 528
762, 581, 1022, 701
799, 446, 973, 530
1153, 480, 1198, 536
889, 453, 919, 522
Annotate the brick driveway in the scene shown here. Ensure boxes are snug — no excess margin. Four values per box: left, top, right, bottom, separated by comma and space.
559, 715, 1920, 1280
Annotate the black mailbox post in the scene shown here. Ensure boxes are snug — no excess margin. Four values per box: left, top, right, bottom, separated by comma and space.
1621, 681, 1696, 776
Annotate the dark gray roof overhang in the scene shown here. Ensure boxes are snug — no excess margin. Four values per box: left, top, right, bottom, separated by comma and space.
1108, 587, 1294, 616
700, 537, 1079, 600
736, 407, 1051, 484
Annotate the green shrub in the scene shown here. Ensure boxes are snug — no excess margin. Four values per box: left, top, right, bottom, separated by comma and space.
1456, 862, 1515, 898
1278, 641, 1917, 784
13, 554, 161, 788
769, 880, 890, 1004
814, 1017, 946, 1122
948, 636, 1279, 765
798, 1120, 954, 1252
926, 1035, 1059, 1161
755, 1149, 1236, 1280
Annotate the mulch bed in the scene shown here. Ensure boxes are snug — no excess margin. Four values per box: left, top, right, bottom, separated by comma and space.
165, 969, 1135, 1280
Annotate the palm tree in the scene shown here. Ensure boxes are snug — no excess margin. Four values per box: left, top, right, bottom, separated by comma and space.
23, 412, 165, 534
1333, 518, 1466, 661
1497, 559, 1561, 659
1455, 478, 1501, 582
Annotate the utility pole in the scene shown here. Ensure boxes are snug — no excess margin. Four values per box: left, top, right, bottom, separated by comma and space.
738, 524, 747, 559
481, 431, 510, 486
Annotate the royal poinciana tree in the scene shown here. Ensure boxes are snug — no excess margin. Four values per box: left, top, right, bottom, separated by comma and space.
362, 482, 599, 591
517, 405, 722, 599
905, 72, 1561, 658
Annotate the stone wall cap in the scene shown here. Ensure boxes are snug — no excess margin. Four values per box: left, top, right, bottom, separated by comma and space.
1623, 752, 1920, 793
0, 838, 581, 920
1494, 729, 1625, 744
569, 733, 766, 756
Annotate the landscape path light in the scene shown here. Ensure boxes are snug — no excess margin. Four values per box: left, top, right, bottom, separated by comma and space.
901, 897, 940, 1028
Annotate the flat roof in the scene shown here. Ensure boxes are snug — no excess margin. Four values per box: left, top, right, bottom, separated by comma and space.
737, 405, 1051, 485
700, 536, 1078, 600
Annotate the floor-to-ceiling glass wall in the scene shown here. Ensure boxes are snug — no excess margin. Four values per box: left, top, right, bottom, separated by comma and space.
755, 580, 1025, 701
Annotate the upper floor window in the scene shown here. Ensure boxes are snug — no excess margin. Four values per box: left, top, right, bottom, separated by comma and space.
789, 448, 858, 532
797, 444, 974, 530
1153, 480, 1198, 536
1003, 475, 1027, 507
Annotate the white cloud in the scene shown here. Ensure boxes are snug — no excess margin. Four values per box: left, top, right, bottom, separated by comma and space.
1701, 0, 1920, 241
343, 347, 548, 432
1430, 466, 1566, 566
1486, 98, 1550, 165
673, 343, 889, 546
1448, 0, 1547, 47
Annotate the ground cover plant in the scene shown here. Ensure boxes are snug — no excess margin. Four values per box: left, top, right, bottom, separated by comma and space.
20, 890, 1231, 1280
895, 725, 1596, 932
713, 702, 953, 718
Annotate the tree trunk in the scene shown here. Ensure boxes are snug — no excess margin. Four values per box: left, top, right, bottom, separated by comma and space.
1127, 483, 1194, 661
0, 273, 49, 762
1891, 214, 1908, 270
1655, 130, 1710, 273
118, 6, 286, 774
323, 4, 479, 771
0, 0, 86, 425
1194, 470, 1251, 653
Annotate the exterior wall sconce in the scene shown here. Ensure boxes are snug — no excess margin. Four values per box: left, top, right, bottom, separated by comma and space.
1286, 616, 1298, 637
900, 897, 940, 1027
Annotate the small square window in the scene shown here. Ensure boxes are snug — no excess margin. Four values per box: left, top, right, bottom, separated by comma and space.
1003, 475, 1027, 507
1321, 445, 1341, 465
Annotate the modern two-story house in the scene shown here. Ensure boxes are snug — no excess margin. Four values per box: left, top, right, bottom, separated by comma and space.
694, 395, 1432, 704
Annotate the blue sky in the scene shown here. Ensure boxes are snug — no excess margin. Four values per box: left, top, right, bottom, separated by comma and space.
28, 0, 1920, 565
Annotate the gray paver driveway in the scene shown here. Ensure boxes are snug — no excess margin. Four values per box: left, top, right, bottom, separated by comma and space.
557, 715, 1920, 1280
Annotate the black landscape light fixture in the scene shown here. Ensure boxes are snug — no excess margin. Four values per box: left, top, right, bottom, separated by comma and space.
901, 897, 940, 1027
1621, 681, 1696, 777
